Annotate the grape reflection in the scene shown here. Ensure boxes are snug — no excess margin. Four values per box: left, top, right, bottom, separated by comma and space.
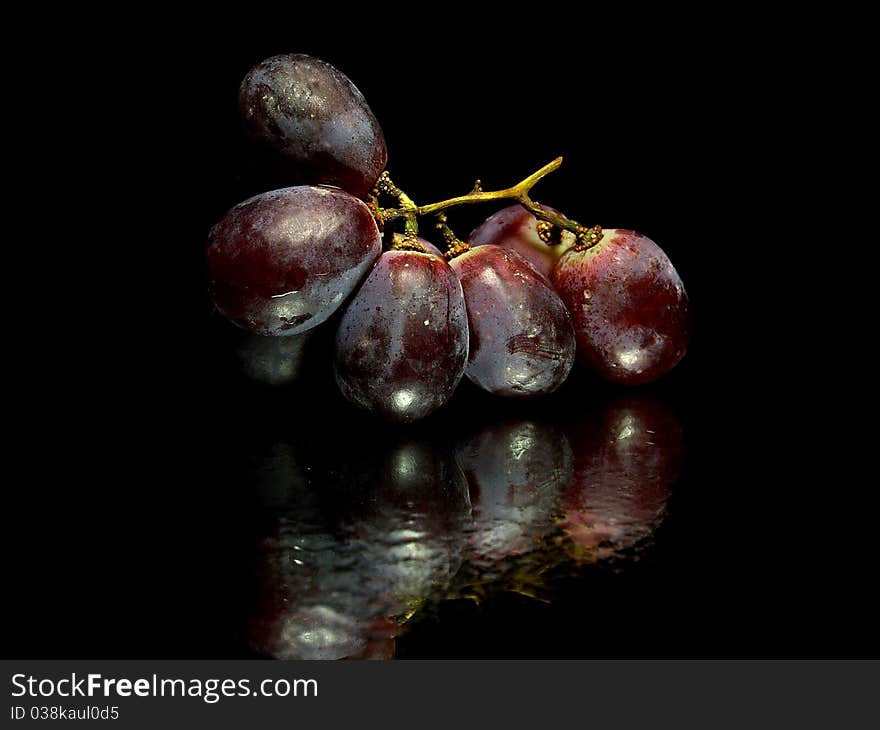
248, 437, 470, 659
558, 396, 683, 563
236, 331, 314, 386
244, 393, 683, 658
457, 420, 572, 565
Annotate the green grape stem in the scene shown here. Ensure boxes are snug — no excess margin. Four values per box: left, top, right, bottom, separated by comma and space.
434, 213, 470, 259
374, 171, 419, 236
376, 157, 602, 249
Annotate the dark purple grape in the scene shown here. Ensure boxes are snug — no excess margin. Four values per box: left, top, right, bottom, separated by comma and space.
469, 204, 575, 278
457, 420, 573, 562
559, 396, 682, 562
448, 245, 575, 397
551, 229, 690, 384
207, 186, 381, 336
239, 54, 387, 198
334, 250, 468, 422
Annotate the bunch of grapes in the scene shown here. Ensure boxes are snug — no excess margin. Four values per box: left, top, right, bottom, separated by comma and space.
208, 54, 690, 422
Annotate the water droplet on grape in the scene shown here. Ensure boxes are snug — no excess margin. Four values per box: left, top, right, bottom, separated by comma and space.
552, 229, 689, 384
207, 186, 381, 336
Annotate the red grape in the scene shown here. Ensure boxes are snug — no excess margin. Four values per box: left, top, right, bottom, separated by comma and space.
207, 186, 381, 336
551, 229, 689, 384
239, 54, 387, 198
449, 245, 575, 397
334, 250, 468, 421
469, 204, 575, 278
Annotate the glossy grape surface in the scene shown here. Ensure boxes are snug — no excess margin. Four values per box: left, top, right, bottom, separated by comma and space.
449, 245, 575, 397
469, 204, 575, 278
551, 229, 689, 384
559, 397, 682, 562
207, 186, 381, 336
334, 250, 468, 421
239, 54, 387, 198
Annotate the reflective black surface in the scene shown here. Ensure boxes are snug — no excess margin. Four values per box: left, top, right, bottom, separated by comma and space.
231, 336, 685, 658
206, 325, 697, 659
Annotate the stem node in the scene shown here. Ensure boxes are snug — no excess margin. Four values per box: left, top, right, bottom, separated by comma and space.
378, 158, 598, 251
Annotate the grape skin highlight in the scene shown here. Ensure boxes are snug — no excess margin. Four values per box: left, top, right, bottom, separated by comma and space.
239, 54, 387, 198
334, 250, 469, 422
208, 186, 381, 336
449, 245, 575, 397
551, 229, 689, 385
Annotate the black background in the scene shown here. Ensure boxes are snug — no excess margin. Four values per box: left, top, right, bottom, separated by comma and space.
7, 14, 871, 659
